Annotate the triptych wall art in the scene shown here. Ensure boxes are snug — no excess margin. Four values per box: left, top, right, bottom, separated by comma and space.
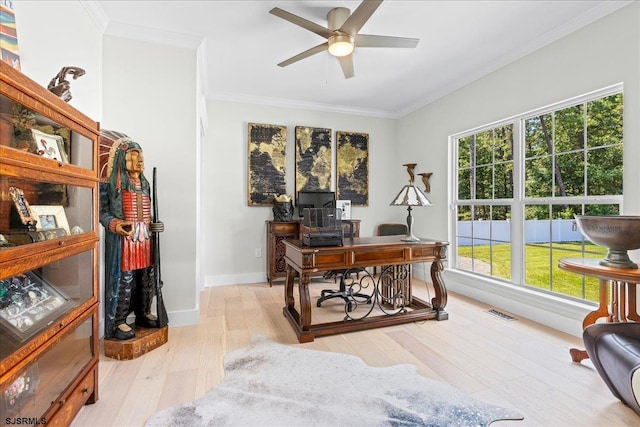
247, 123, 369, 207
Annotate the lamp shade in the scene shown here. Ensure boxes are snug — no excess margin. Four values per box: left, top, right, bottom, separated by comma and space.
390, 184, 432, 207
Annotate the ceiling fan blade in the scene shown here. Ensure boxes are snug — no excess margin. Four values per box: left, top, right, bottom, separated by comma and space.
356, 34, 419, 48
339, 0, 384, 35
270, 7, 334, 39
337, 55, 355, 79
277, 42, 329, 67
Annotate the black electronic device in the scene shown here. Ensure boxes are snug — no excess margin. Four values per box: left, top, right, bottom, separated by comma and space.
296, 191, 335, 218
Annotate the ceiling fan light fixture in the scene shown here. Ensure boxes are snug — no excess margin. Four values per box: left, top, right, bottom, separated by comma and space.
328, 35, 354, 57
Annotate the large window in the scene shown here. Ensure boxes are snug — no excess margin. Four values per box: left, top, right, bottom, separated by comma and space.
452, 87, 623, 303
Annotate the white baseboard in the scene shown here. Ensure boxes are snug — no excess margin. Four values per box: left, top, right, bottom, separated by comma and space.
205, 272, 267, 287
167, 307, 199, 327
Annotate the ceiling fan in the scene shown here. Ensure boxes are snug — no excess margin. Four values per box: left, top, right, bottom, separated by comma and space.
269, 0, 419, 79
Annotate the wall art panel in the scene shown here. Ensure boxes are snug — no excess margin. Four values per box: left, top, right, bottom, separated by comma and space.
294, 126, 332, 199
247, 123, 287, 206
336, 131, 368, 206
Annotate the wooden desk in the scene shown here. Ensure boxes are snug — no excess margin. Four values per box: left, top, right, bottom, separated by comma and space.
283, 236, 449, 343
266, 220, 360, 286
559, 258, 640, 362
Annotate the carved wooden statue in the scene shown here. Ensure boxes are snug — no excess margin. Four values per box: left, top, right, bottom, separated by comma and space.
98, 130, 166, 341
47, 66, 85, 102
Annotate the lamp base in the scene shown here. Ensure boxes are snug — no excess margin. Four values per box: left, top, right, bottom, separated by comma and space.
401, 235, 420, 242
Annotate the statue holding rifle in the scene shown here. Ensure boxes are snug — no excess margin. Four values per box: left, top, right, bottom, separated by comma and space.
99, 130, 168, 341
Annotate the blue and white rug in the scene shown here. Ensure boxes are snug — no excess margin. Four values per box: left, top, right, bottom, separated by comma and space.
146, 335, 523, 426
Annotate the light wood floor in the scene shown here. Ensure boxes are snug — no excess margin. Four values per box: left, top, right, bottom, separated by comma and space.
72, 278, 639, 426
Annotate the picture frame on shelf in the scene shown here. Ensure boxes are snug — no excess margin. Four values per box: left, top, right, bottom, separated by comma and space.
31, 129, 68, 163
8, 186, 37, 229
336, 199, 352, 220
29, 205, 70, 235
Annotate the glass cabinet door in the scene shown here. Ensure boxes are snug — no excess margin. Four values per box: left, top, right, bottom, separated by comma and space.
0, 249, 95, 358
0, 92, 95, 171
0, 176, 94, 245
0, 312, 95, 418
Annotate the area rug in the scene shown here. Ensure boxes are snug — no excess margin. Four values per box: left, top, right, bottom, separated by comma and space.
146, 335, 523, 426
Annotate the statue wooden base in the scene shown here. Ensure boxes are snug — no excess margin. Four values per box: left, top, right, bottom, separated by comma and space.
104, 325, 168, 360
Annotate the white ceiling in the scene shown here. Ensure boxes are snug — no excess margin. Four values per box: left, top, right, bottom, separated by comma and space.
90, 0, 631, 118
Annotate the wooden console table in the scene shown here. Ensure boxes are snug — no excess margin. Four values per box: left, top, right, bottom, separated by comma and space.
559, 258, 640, 362
283, 236, 449, 342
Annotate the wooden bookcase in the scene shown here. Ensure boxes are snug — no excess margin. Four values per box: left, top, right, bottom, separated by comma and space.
266, 219, 360, 286
0, 62, 100, 425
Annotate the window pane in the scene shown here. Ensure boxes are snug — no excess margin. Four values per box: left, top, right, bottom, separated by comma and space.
475, 166, 493, 199
458, 136, 471, 169
587, 146, 623, 196
525, 156, 552, 198
524, 114, 552, 157
555, 105, 584, 152
555, 151, 584, 197
494, 162, 513, 199
458, 168, 472, 200
494, 125, 513, 161
587, 93, 623, 148
584, 203, 619, 216
476, 130, 493, 166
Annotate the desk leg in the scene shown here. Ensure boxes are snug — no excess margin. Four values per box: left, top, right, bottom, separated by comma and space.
298, 273, 312, 332
284, 265, 295, 310
430, 260, 448, 321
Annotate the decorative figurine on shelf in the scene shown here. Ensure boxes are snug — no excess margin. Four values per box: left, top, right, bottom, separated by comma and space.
272, 194, 294, 221
47, 66, 85, 102
418, 172, 433, 193
99, 130, 167, 341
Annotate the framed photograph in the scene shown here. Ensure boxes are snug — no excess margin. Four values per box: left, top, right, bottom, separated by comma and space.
336, 131, 369, 206
336, 199, 351, 220
8, 186, 37, 228
29, 205, 70, 235
31, 129, 69, 163
247, 123, 287, 206
295, 126, 332, 202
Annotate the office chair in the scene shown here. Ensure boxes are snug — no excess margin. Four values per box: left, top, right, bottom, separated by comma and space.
583, 322, 640, 416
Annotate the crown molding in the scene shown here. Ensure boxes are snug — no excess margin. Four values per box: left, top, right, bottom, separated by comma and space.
80, 1, 108, 33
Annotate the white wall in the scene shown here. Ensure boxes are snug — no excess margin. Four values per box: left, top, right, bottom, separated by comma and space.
399, 2, 640, 337
204, 100, 402, 285
12, 1, 102, 121
102, 36, 199, 326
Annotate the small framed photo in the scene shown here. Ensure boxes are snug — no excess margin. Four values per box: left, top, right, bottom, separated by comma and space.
31, 129, 69, 163
336, 200, 352, 220
8, 186, 37, 228
29, 205, 70, 235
